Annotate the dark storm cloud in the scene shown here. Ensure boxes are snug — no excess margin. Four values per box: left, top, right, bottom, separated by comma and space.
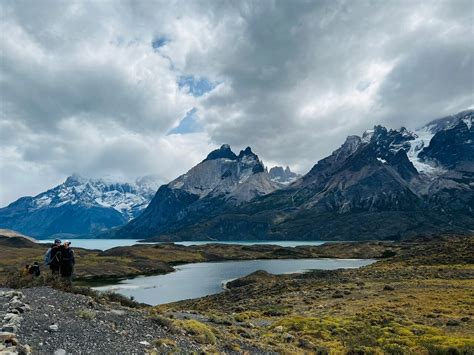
197, 0, 473, 169
0, 0, 472, 205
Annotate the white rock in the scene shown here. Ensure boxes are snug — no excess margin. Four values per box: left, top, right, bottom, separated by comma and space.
139, 341, 150, 346
274, 325, 284, 333
110, 310, 125, 316
48, 324, 59, 332
53, 349, 66, 355
4, 313, 20, 322
0, 331, 17, 341
17, 344, 32, 354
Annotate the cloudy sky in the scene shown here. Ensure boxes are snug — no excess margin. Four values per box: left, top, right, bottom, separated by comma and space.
0, 0, 472, 206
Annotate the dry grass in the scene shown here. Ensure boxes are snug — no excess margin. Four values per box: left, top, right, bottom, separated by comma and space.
159, 236, 474, 354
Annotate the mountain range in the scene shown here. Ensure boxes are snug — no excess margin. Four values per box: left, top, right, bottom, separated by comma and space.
0, 174, 161, 237
0, 157, 298, 238
115, 109, 473, 241
1, 110, 472, 240
107, 145, 295, 238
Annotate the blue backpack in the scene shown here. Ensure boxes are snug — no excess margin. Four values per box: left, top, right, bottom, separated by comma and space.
44, 248, 52, 265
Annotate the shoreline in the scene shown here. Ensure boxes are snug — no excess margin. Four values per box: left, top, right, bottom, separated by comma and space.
1, 235, 472, 353
77, 256, 378, 287
0, 238, 398, 287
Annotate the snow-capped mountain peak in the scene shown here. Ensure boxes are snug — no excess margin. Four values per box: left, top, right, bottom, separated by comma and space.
405, 110, 473, 174
169, 145, 277, 202
21, 174, 161, 220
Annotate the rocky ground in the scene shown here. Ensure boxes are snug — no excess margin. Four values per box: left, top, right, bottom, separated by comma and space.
1, 285, 269, 354
0, 288, 31, 354
1, 236, 473, 354
0, 287, 208, 354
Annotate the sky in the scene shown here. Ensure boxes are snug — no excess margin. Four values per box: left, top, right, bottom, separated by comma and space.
0, 0, 473, 206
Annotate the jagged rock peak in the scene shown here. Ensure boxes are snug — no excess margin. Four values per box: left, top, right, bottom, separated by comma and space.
372, 125, 389, 141
269, 165, 301, 184
420, 109, 473, 132
236, 147, 265, 173
342, 135, 362, 152
238, 146, 258, 159
361, 129, 374, 143
204, 144, 238, 161
64, 173, 87, 186
269, 166, 285, 175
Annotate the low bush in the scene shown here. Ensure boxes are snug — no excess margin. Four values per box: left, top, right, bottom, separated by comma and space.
149, 315, 176, 331
177, 319, 217, 344
77, 309, 96, 320
154, 337, 177, 348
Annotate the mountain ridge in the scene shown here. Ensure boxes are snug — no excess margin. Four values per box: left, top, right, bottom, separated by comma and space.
1, 109, 472, 240
0, 174, 162, 237
136, 109, 473, 242
108, 145, 282, 238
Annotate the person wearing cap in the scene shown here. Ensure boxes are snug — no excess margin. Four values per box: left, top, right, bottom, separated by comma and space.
59, 240, 75, 285
49, 239, 62, 275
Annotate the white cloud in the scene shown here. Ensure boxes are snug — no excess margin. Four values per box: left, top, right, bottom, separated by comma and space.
0, 0, 472, 206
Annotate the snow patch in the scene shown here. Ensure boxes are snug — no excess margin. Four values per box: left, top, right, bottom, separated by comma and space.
27, 175, 160, 220
362, 129, 374, 143
462, 117, 472, 130
406, 127, 439, 175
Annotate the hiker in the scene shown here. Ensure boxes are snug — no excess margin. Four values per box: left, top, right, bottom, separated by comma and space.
28, 262, 41, 277
59, 240, 75, 285
45, 239, 62, 275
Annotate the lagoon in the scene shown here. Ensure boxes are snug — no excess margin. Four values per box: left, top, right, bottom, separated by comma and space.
93, 258, 374, 305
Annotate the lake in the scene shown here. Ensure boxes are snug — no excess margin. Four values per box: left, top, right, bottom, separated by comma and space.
93, 258, 375, 305
40, 238, 329, 250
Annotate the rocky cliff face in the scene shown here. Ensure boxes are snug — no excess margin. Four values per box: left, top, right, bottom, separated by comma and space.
142, 110, 473, 242
269, 166, 300, 185
111, 145, 281, 238
418, 112, 473, 171
0, 175, 160, 237
2, 110, 472, 241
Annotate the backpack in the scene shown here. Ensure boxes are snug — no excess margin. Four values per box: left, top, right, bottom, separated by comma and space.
44, 248, 52, 265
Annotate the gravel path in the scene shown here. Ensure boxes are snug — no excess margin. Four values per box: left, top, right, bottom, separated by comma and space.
14, 287, 201, 354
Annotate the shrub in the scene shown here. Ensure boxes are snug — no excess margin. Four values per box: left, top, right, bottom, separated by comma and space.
381, 250, 397, 258
154, 337, 177, 347
209, 314, 233, 325
77, 309, 96, 320
149, 315, 176, 331
4, 269, 141, 308
234, 311, 260, 322
101, 291, 140, 308
177, 319, 217, 344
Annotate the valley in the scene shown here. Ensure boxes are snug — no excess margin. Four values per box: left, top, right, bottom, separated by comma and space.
1, 234, 472, 354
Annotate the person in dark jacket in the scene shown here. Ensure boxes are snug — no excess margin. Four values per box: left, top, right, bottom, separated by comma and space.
59, 240, 75, 285
49, 239, 62, 275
